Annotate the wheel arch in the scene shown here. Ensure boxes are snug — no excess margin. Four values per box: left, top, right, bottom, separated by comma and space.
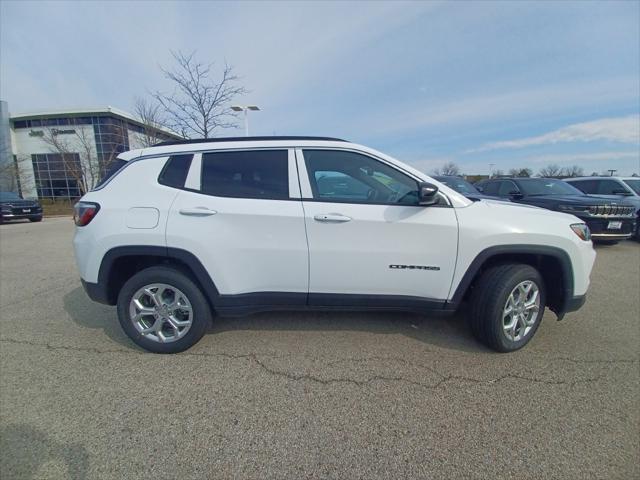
96, 246, 220, 309
448, 245, 574, 317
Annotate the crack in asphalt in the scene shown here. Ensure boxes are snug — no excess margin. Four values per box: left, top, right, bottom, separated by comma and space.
2, 337, 630, 390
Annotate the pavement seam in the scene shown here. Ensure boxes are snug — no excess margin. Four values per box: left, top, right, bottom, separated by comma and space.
1, 337, 627, 390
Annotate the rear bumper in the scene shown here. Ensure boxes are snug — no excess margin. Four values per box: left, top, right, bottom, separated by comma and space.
80, 279, 112, 305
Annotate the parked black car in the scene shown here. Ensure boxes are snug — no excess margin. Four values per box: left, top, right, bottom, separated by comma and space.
475, 178, 636, 243
564, 177, 640, 240
432, 176, 505, 201
0, 191, 43, 223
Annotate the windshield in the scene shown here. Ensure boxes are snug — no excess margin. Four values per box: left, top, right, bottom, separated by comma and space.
434, 177, 479, 195
0, 191, 22, 201
517, 179, 583, 196
623, 179, 640, 195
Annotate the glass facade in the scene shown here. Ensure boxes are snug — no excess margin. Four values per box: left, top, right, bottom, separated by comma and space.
13, 112, 179, 200
31, 153, 82, 199
93, 116, 130, 166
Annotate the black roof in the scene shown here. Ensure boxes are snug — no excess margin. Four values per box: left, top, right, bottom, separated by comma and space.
155, 135, 348, 147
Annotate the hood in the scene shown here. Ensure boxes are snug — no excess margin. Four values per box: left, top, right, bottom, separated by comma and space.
467, 193, 507, 201
522, 194, 624, 206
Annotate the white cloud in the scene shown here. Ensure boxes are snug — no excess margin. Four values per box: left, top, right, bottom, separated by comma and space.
470, 115, 640, 152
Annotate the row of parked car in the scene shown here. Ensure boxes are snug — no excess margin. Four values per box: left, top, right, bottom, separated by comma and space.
2, 175, 639, 244
433, 176, 640, 243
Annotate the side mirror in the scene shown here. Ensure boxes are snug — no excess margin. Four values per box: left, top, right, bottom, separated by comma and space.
419, 182, 439, 206
475, 185, 484, 193
509, 191, 524, 199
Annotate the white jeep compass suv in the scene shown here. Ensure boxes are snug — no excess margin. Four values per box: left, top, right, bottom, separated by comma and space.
73, 136, 596, 353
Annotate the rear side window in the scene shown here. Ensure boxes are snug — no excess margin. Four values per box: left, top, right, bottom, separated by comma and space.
595, 179, 627, 195
498, 180, 519, 196
481, 181, 500, 196
158, 154, 193, 188
201, 150, 289, 199
569, 180, 597, 193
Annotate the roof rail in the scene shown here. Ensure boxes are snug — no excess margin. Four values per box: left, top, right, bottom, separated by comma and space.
154, 135, 348, 147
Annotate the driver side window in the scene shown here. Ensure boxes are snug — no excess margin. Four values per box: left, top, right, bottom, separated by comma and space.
303, 150, 419, 205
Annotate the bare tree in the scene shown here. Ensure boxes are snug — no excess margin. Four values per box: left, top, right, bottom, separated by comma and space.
508, 167, 533, 177
539, 164, 563, 178
152, 50, 247, 138
440, 161, 460, 176
134, 97, 169, 147
42, 126, 124, 195
0, 155, 32, 194
562, 165, 584, 178
493, 169, 505, 178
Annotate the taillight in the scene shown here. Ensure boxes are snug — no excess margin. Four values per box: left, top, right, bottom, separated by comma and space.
74, 202, 100, 226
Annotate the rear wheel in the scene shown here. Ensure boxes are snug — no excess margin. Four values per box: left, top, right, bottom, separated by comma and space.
29, 216, 42, 222
469, 264, 546, 352
117, 266, 211, 353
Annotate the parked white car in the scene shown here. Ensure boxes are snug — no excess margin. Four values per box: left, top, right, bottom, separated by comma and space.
73, 136, 596, 353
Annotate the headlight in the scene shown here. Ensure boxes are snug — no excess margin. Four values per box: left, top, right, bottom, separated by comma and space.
559, 205, 587, 213
570, 223, 591, 241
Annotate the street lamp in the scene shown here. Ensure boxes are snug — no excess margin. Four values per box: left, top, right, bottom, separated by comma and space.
489, 163, 495, 178
231, 105, 260, 136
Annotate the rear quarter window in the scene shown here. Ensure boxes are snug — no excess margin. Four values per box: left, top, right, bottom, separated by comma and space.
158, 154, 194, 189
94, 159, 127, 190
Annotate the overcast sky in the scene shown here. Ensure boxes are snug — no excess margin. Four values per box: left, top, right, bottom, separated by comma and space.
1, 0, 639, 175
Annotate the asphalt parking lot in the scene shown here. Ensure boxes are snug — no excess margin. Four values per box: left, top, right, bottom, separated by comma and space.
0, 217, 638, 479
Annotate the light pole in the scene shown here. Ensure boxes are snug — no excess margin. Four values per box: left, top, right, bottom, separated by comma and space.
489, 163, 495, 178
231, 105, 260, 136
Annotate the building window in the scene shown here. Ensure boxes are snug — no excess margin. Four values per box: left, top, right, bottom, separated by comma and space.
93, 117, 130, 166
31, 153, 82, 199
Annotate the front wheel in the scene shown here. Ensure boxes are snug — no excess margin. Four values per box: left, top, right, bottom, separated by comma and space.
469, 264, 546, 352
117, 266, 211, 353
29, 216, 43, 222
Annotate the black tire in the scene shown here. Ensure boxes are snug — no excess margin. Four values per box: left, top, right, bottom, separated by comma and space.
469, 263, 546, 352
117, 266, 211, 353
29, 216, 43, 222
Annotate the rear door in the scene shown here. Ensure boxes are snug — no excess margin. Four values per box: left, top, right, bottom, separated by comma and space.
167, 149, 308, 303
296, 148, 458, 304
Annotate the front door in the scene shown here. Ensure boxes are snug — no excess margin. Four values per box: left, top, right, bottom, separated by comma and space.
296, 148, 458, 305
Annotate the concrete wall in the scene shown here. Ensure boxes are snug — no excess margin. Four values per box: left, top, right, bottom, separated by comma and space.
12, 125, 98, 198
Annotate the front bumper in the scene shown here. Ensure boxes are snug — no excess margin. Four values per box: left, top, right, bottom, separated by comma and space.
556, 294, 587, 320
581, 217, 636, 241
1, 212, 43, 221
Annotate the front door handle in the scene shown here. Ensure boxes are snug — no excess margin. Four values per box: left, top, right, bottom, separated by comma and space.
314, 213, 352, 223
179, 207, 217, 216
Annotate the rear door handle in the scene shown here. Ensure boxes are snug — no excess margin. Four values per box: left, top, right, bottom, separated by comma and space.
179, 207, 217, 216
314, 213, 352, 223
